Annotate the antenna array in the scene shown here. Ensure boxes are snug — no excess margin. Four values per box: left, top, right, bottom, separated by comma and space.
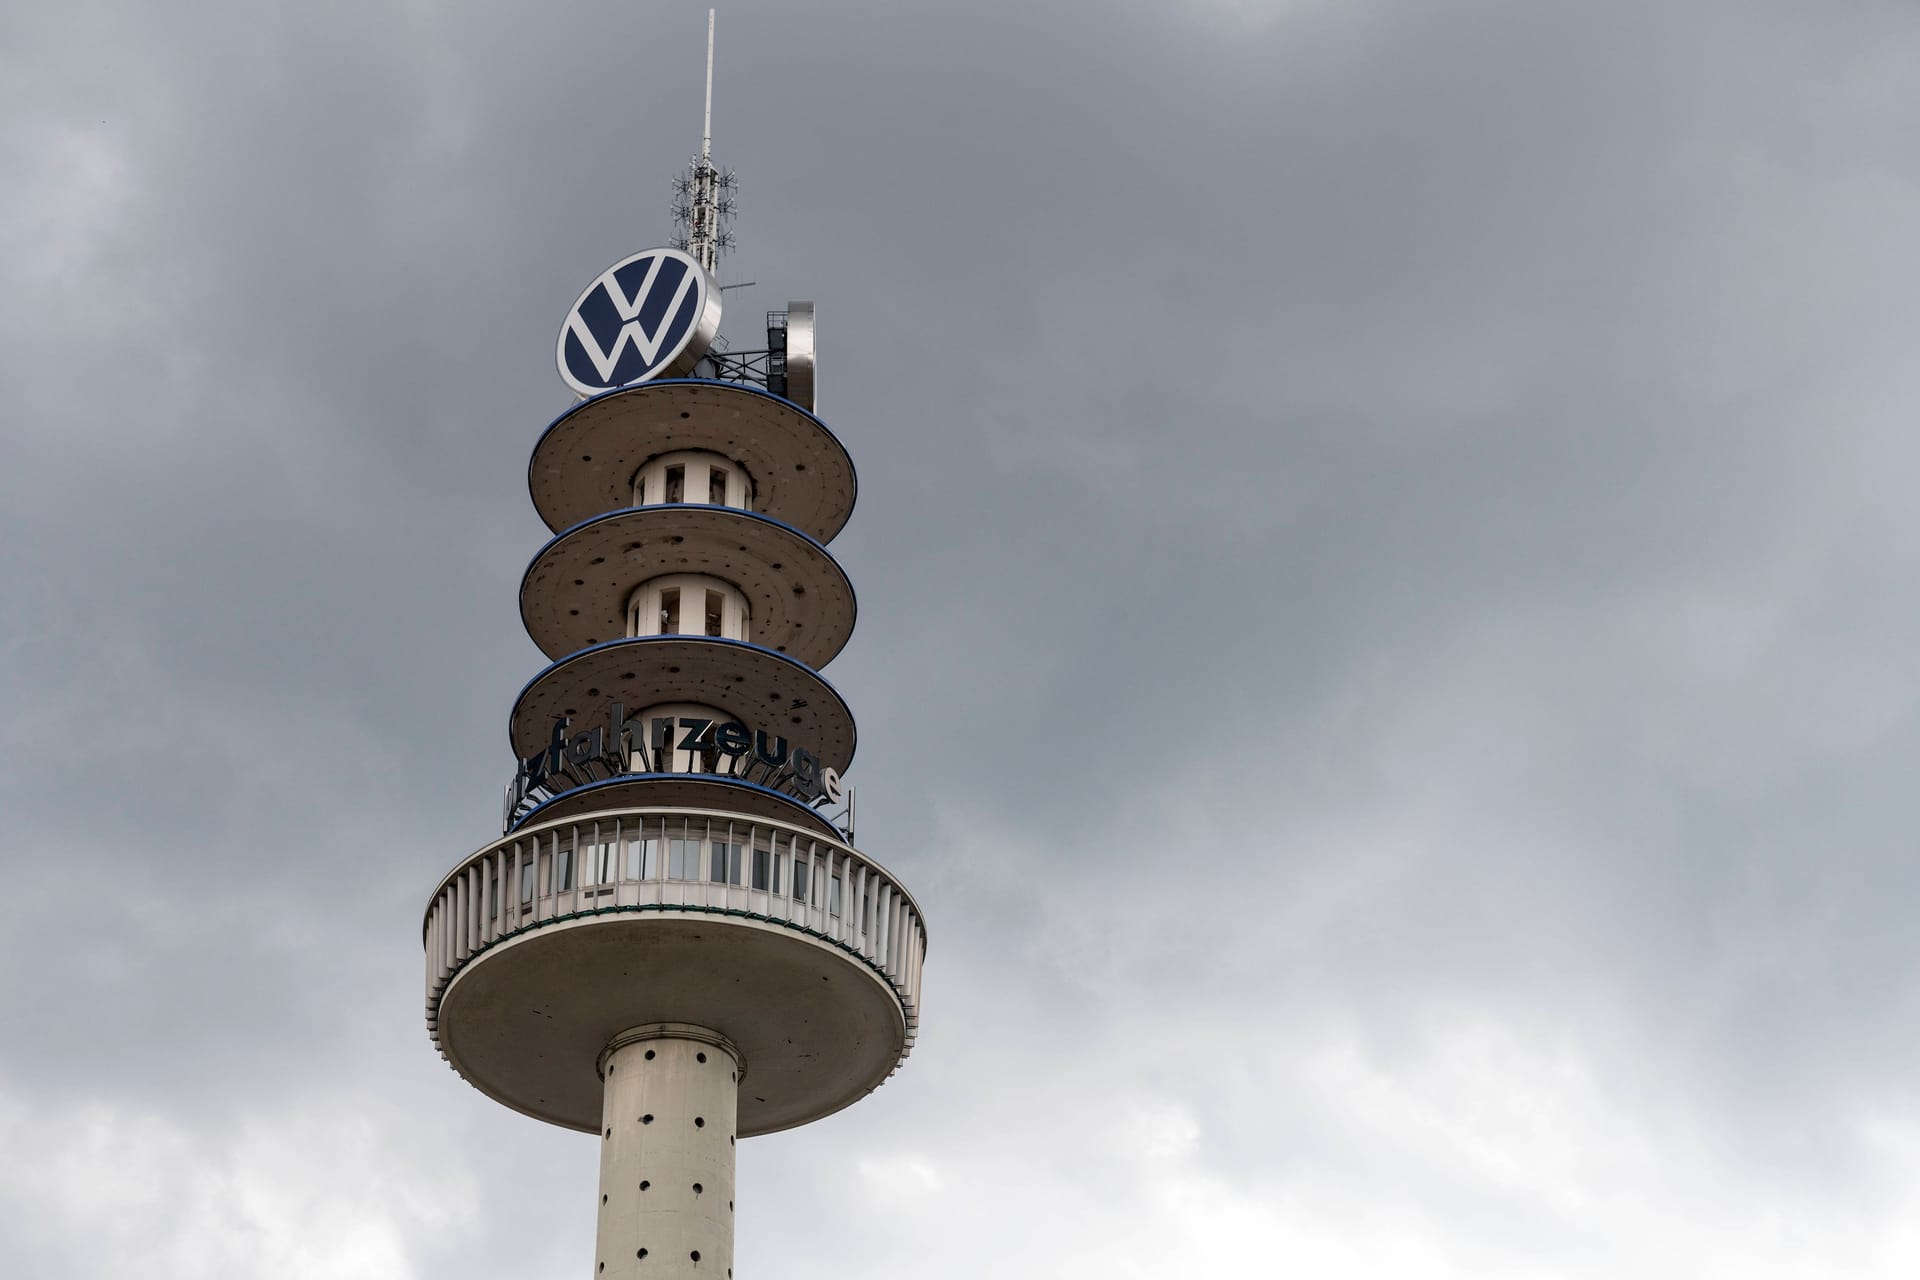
673, 9, 736, 272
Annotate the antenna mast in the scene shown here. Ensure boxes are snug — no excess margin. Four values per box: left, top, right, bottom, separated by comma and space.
675, 8, 735, 274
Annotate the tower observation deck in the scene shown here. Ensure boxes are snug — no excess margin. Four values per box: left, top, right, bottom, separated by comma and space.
420, 18, 926, 1275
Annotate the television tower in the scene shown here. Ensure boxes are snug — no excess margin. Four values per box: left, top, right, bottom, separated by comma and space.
422, 14, 926, 1275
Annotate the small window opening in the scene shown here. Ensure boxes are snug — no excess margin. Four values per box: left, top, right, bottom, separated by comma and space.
664, 465, 684, 503
659, 588, 680, 635
668, 838, 700, 880
708, 466, 728, 506
626, 836, 658, 880
752, 845, 779, 893
705, 590, 725, 638
588, 842, 617, 885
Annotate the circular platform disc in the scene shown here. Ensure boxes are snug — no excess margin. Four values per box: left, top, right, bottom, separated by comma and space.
529, 381, 856, 542
520, 506, 855, 668
509, 636, 856, 773
435, 913, 908, 1135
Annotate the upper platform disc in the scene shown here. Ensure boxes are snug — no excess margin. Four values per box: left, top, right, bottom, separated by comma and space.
508, 636, 857, 772
529, 380, 856, 542
519, 505, 856, 668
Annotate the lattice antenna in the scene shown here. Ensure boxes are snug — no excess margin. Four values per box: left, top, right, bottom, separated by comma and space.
673, 9, 736, 272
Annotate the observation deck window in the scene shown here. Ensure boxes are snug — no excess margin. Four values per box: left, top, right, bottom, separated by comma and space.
520, 859, 536, 906
634, 450, 753, 512
552, 845, 573, 893
710, 840, 743, 886
586, 841, 618, 886
752, 843, 780, 894
626, 835, 658, 881
628, 577, 748, 643
791, 859, 810, 904
668, 838, 700, 881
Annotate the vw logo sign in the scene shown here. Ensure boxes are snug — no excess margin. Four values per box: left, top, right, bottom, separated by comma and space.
556, 247, 723, 397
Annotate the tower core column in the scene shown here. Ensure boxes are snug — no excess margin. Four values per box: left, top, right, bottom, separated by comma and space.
596, 1024, 742, 1278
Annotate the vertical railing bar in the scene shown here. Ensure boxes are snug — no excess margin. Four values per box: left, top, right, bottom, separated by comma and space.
913, 917, 925, 1008
886, 892, 901, 981
517, 838, 529, 914
860, 867, 875, 955
484, 850, 496, 941
486, 850, 498, 941
806, 840, 817, 927
836, 851, 847, 941
772, 829, 786, 919
460, 867, 474, 960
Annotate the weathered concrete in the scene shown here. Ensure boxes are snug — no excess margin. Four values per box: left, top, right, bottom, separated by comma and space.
595, 1025, 740, 1279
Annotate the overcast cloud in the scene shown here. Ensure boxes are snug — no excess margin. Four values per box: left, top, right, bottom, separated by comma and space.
6, 1, 1920, 1276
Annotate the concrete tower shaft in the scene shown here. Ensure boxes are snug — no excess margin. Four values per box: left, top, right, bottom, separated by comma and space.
596, 1025, 742, 1279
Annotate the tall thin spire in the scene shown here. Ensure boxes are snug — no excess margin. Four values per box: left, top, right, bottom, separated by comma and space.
702, 8, 715, 163
675, 8, 734, 274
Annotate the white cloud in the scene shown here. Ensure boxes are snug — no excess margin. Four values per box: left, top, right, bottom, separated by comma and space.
0, 1086, 476, 1280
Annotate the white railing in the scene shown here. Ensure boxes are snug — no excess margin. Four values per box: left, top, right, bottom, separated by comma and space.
423, 807, 926, 1063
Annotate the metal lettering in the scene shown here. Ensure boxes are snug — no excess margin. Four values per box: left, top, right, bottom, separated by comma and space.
566, 727, 604, 768
676, 718, 715, 751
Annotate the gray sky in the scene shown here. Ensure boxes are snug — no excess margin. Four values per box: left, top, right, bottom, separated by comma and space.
6, 0, 1920, 1275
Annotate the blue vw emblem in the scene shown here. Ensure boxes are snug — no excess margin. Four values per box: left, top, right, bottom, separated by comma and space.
556, 247, 721, 396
